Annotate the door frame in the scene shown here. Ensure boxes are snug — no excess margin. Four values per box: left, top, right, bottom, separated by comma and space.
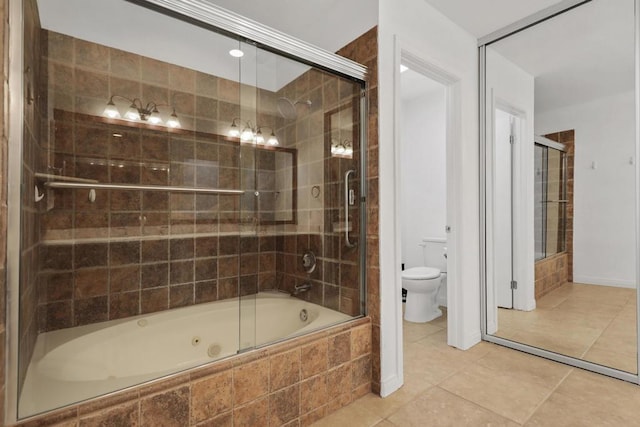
381, 36, 465, 396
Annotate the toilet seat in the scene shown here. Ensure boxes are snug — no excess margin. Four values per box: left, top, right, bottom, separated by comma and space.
402, 266, 440, 280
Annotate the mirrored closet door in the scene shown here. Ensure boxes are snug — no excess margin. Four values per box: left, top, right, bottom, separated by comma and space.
481, 0, 639, 380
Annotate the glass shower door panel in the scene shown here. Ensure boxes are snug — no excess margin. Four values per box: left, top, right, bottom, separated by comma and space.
534, 144, 545, 260
238, 41, 259, 352
324, 79, 364, 317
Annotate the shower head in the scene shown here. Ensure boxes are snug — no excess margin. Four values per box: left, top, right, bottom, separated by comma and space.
277, 97, 312, 120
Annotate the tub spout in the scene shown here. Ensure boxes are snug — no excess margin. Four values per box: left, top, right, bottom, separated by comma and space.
292, 282, 312, 295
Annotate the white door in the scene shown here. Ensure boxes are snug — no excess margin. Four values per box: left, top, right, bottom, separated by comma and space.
494, 109, 516, 308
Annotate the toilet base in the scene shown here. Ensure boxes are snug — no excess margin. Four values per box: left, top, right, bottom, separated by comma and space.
404, 290, 442, 323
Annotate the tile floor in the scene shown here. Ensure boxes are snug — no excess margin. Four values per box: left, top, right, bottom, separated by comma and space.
495, 282, 637, 373
312, 304, 640, 426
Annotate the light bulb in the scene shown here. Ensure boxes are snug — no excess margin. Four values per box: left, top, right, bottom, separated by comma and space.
267, 131, 279, 146
228, 122, 240, 138
255, 129, 265, 145
148, 107, 162, 125
167, 110, 180, 128
125, 103, 141, 121
240, 127, 254, 142
103, 100, 120, 119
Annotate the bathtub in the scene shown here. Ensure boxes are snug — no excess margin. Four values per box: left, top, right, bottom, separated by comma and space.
19, 292, 351, 418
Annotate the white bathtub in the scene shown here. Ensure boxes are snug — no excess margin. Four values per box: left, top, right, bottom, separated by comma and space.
19, 292, 351, 418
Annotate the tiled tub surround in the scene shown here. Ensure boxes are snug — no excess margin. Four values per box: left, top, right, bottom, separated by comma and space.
16, 317, 372, 426
534, 252, 569, 299
20, 292, 352, 417
534, 129, 575, 300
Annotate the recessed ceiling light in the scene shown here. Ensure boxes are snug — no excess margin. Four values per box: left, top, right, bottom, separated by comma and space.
229, 49, 244, 58
400, 64, 409, 73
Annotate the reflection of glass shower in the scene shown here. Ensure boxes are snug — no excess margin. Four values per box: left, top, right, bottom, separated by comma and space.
534, 141, 567, 260
14, 0, 366, 418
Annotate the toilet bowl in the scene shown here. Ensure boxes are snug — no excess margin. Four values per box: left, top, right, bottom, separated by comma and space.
402, 266, 443, 322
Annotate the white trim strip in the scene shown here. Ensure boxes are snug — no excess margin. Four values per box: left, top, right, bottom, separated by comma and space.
478, 0, 591, 46
130, 0, 367, 81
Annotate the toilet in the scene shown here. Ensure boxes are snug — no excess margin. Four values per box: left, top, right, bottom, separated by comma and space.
402, 238, 447, 323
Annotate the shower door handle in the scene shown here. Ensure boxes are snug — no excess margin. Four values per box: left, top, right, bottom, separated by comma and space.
344, 169, 357, 248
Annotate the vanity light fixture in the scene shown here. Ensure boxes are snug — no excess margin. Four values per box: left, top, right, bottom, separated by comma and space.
331, 139, 353, 157
103, 95, 180, 128
256, 127, 279, 146
228, 118, 279, 146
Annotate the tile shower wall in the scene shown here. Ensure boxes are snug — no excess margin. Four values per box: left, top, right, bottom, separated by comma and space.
270, 61, 363, 316
18, 0, 44, 395
37, 30, 291, 331
337, 27, 380, 394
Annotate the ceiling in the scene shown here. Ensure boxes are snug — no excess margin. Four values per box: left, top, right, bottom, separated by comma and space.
489, 0, 634, 113
422, 0, 566, 38
38, 0, 631, 114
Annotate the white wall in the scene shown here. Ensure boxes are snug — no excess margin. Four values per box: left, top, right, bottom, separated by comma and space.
400, 88, 447, 269
379, 0, 479, 396
536, 91, 636, 288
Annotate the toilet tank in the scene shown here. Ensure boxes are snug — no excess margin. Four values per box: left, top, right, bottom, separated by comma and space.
421, 237, 447, 271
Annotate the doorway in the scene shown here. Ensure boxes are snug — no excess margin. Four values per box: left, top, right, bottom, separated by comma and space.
397, 55, 455, 381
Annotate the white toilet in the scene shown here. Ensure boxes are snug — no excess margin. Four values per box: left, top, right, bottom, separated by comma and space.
402, 238, 447, 323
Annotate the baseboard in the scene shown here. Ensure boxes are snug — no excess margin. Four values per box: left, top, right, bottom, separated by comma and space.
572, 276, 636, 289
380, 373, 404, 397
458, 329, 482, 350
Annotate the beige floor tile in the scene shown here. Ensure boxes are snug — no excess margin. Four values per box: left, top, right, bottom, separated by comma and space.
403, 320, 444, 343
556, 297, 625, 318
351, 383, 434, 419
387, 387, 520, 427
582, 344, 637, 374
403, 341, 472, 385
510, 330, 593, 359
525, 369, 640, 426
373, 420, 397, 427
474, 345, 572, 388
439, 363, 556, 424
311, 396, 383, 427
416, 335, 496, 365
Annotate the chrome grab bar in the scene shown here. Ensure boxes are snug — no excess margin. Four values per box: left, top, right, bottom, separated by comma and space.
344, 169, 357, 248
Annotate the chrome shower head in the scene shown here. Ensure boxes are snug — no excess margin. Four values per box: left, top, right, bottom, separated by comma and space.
277, 97, 312, 120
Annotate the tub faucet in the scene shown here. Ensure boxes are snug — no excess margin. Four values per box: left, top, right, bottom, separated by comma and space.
292, 282, 312, 295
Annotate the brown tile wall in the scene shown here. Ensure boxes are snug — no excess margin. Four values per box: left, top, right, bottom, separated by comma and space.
536, 129, 574, 299
337, 27, 380, 394
535, 252, 569, 299
269, 54, 365, 318
18, 0, 44, 397
37, 29, 294, 332
13, 318, 372, 427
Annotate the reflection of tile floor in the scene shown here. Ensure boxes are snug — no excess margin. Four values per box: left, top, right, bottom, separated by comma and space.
313, 300, 640, 426
494, 282, 637, 373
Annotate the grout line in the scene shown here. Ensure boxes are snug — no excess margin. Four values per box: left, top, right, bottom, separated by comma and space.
520, 366, 574, 426
432, 385, 526, 425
